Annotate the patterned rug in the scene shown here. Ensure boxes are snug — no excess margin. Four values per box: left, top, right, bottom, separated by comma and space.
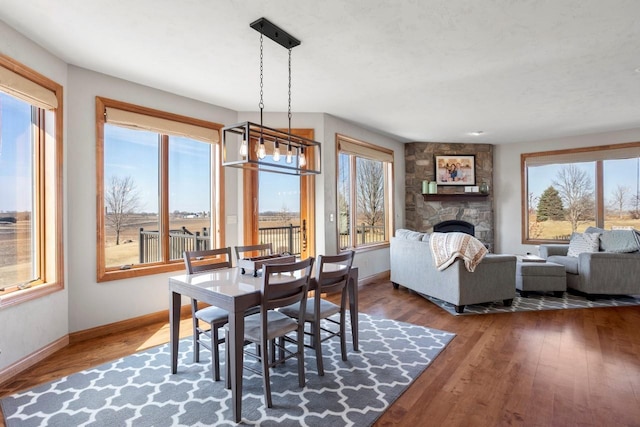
423, 291, 640, 315
1, 313, 455, 427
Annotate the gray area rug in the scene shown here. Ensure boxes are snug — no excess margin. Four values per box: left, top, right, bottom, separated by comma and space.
1, 313, 455, 426
423, 291, 640, 315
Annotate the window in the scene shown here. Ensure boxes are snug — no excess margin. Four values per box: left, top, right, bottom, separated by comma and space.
337, 134, 394, 250
0, 56, 63, 306
522, 142, 640, 243
96, 97, 224, 281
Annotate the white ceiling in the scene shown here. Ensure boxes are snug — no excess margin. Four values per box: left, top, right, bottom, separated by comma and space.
1, 0, 639, 144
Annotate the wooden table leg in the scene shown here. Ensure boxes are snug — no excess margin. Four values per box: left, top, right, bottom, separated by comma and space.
228, 308, 245, 423
170, 291, 181, 374
348, 269, 359, 351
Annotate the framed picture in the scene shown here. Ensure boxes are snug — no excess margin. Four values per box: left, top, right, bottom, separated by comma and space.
435, 155, 476, 186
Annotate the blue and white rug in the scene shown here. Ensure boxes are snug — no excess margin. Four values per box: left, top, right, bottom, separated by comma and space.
1, 313, 455, 426
423, 291, 640, 315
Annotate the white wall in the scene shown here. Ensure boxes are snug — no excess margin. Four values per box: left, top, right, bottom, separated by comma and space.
0, 21, 69, 370
66, 66, 238, 333
495, 127, 640, 255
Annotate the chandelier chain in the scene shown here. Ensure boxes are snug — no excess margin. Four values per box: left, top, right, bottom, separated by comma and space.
259, 32, 264, 112
288, 47, 292, 132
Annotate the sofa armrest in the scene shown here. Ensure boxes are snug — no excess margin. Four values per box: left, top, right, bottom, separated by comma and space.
539, 244, 569, 259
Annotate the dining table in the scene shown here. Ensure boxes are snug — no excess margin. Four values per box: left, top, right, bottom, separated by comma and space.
168, 264, 359, 422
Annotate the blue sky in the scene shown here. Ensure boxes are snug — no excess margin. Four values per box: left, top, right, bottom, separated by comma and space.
0, 93, 32, 212
527, 159, 640, 205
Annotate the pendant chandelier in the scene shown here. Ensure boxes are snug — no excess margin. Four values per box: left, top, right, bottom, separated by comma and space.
221, 17, 321, 176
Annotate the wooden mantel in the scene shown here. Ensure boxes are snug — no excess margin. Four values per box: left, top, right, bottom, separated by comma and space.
422, 193, 489, 202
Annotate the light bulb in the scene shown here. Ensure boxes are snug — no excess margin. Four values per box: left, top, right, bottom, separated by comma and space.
299, 146, 307, 167
286, 143, 293, 164
257, 138, 266, 159
273, 139, 281, 162
239, 133, 248, 157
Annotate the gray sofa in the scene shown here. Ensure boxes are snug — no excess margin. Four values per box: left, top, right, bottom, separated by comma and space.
390, 230, 516, 313
539, 243, 640, 298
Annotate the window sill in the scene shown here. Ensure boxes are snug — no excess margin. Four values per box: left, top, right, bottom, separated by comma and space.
98, 261, 185, 282
0, 282, 63, 309
341, 242, 390, 254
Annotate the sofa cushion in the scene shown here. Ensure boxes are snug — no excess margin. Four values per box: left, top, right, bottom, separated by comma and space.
547, 255, 579, 274
599, 230, 640, 253
567, 232, 600, 257
395, 229, 427, 241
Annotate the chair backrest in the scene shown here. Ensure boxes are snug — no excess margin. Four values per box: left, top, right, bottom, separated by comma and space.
183, 247, 233, 274
261, 257, 315, 312
315, 251, 355, 295
234, 243, 273, 261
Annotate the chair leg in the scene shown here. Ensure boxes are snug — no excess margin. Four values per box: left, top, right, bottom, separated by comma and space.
192, 299, 199, 363
269, 339, 276, 364
212, 324, 221, 381
260, 338, 272, 408
224, 328, 231, 390
313, 321, 324, 376
297, 323, 306, 387
340, 311, 348, 361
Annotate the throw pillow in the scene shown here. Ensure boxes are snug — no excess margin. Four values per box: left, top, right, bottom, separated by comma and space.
567, 232, 600, 257
585, 226, 606, 235
599, 230, 640, 253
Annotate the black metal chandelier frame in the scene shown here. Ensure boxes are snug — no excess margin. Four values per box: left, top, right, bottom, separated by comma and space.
221, 17, 321, 176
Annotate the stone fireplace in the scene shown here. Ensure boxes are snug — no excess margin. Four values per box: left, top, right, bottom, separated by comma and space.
404, 142, 494, 252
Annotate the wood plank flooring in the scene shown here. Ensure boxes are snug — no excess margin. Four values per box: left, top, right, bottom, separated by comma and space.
2, 278, 640, 426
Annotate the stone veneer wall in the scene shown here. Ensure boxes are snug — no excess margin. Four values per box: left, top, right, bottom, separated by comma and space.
404, 142, 495, 251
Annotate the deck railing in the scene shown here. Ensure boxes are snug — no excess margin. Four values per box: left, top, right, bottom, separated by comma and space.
139, 227, 210, 263
138, 225, 301, 263
258, 224, 301, 255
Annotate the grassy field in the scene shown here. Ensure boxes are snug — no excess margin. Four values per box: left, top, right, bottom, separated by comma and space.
529, 215, 640, 240
0, 221, 34, 287
105, 216, 211, 266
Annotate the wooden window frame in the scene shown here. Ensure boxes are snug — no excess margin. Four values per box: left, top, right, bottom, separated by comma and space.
521, 141, 640, 244
0, 55, 64, 308
336, 134, 394, 252
242, 129, 316, 260
96, 97, 225, 282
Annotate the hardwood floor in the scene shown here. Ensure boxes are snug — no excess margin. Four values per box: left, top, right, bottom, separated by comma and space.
2, 278, 640, 426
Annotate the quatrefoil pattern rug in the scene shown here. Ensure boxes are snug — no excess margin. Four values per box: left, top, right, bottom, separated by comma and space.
423, 291, 640, 315
1, 313, 455, 427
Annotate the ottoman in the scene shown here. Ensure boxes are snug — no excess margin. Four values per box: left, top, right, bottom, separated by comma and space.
516, 261, 566, 297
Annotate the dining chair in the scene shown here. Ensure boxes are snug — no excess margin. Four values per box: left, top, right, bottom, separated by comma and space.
183, 247, 233, 381
280, 250, 355, 376
234, 243, 273, 273
226, 257, 314, 408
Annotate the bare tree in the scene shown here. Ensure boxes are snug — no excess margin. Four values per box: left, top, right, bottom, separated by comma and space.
277, 203, 292, 225
356, 159, 384, 228
631, 193, 640, 219
609, 185, 631, 219
553, 165, 594, 232
105, 175, 141, 245
528, 192, 539, 216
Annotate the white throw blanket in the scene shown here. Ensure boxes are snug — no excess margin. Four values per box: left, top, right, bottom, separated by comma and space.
429, 232, 488, 272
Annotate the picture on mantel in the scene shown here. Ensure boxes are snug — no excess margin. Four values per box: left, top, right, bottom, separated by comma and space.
435, 155, 476, 186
